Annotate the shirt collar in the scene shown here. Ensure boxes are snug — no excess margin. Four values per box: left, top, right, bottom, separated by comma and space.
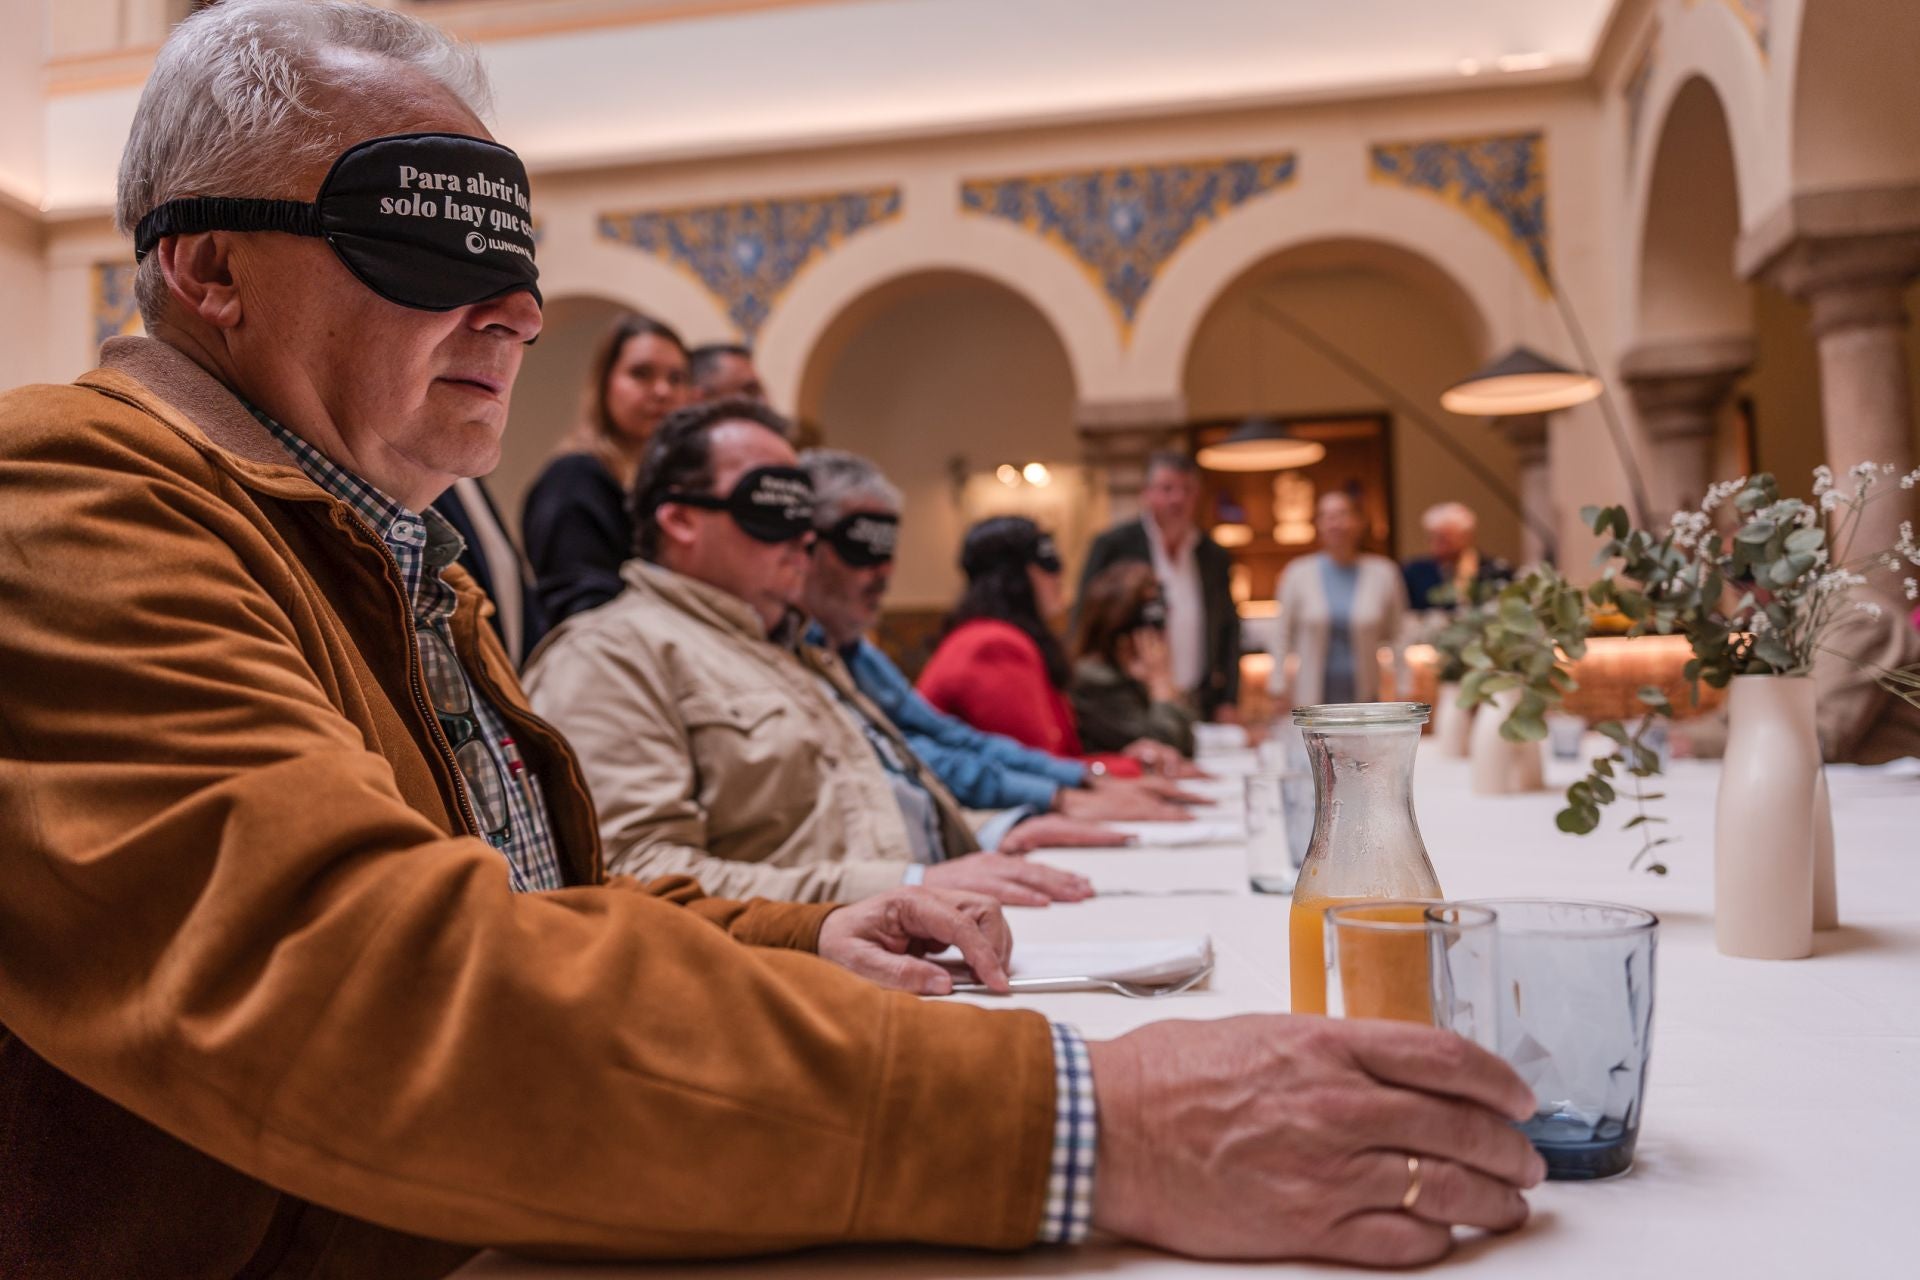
245, 403, 466, 563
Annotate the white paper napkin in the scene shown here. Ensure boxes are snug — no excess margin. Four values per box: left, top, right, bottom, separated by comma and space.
1106, 818, 1246, 847
936, 936, 1214, 985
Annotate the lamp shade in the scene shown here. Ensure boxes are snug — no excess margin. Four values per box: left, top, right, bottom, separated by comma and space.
1439, 346, 1603, 416
1195, 419, 1327, 473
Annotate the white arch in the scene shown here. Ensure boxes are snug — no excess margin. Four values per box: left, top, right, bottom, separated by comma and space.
534, 230, 737, 344
1126, 175, 1524, 401
756, 207, 1124, 412
1623, 1, 1776, 245
1629, 74, 1749, 344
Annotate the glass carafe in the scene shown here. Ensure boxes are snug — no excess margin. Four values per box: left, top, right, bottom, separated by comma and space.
1287, 702, 1440, 1013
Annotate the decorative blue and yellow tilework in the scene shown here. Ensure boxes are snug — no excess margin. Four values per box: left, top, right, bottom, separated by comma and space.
959, 154, 1298, 333
91, 262, 142, 347
598, 188, 902, 337
1369, 133, 1550, 295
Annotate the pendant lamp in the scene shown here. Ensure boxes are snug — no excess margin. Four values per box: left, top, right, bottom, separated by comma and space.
1195, 419, 1327, 473
1439, 345, 1603, 416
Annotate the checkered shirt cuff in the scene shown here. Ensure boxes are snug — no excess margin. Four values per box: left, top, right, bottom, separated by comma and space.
1037, 1022, 1097, 1244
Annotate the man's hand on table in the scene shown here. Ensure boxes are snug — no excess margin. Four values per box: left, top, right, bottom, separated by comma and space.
1123, 738, 1206, 779
922, 851, 1094, 906
998, 814, 1128, 856
1088, 1015, 1546, 1265
1059, 780, 1194, 823
816, 887, 1013, 995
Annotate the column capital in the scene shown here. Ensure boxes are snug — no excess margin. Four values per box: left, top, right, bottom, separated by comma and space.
1618, 336, 1755, 442
1757, 232, 1920, 339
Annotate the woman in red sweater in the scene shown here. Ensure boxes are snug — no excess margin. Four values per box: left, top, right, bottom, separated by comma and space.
917, 516, 1191, 776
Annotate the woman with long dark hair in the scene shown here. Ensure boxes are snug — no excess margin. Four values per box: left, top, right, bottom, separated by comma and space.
1069, 561, 1196, 756
522, 313, 691, 625
917, 517, 1189, 775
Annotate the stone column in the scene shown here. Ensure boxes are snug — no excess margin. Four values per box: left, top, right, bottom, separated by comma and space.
1619, 336, 1755, 520
1493, 412, 1554, 567
1762, 232, 1920, 568
1076, 396, 1186, 522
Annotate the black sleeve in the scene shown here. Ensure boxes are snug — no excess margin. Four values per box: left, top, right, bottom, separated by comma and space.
522, 454, 629, 626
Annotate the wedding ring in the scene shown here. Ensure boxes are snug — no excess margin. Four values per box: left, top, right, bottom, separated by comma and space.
1400, 1155, 1424, 1211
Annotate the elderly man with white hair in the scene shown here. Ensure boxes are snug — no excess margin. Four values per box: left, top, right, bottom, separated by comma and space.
1402, 500, 1515, 612
0, 3, 1545, 1276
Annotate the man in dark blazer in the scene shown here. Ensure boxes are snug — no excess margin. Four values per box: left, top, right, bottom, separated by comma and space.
1077, 450, 1240, 721
433, 477, 551, 668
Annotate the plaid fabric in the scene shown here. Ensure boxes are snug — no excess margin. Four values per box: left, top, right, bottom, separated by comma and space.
1039, 1022, 1097, 1244
254, 410, 565, 892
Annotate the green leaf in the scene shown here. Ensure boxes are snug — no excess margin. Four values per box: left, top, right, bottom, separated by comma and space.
1500, 713, 1548, 744
1592, 755, 1615, 777
1591, 776, 1616, 804
1785, 526, 1824, 555
1736, 519, 1776, 545
1754, 638, 1796, 671
1580, 504, 1603, 532
1596, 720, 1630, 745
1557, 806, 1600, 835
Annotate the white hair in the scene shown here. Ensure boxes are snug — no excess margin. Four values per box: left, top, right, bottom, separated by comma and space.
116, 0, 492, 324
799, 448, 904, 525
1422, 501, 1478, 535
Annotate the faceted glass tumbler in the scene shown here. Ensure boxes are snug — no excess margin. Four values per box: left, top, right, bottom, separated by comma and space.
1466, 899, 1660, 1181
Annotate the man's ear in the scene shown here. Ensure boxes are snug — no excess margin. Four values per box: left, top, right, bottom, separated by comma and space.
156, 233, 243, 330
654, 502, 701, 553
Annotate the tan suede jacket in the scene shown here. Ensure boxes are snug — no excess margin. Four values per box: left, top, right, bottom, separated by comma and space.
0, 338, 1055, 1278
525, 561, 924, 903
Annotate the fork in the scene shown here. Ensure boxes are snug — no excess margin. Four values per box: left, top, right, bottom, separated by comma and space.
949, 962, 1214, 998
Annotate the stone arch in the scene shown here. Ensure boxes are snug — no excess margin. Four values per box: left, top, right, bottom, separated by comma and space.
793, 267, 1087, 609
533, 232, 736, 345
1128, 178, 1520, 403
756, 214, 1122, 414
1634, 75, 1748, 343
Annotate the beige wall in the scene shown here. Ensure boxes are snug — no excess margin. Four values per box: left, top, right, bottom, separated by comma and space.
0, 206, 48, 394
802, 272, 1084, 610
496, 294, 629, 534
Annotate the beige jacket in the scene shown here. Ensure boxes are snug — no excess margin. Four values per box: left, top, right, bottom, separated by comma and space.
525, 562, 926, 902
1271, 552, 1411, 705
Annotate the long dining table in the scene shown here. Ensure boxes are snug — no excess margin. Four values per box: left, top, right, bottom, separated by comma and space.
459, 742, 1917, 1278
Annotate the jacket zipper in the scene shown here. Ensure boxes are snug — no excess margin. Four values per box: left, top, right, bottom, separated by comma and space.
336, 506, 487, 844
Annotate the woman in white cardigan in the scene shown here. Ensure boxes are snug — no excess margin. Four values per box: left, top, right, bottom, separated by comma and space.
1270, 491, 1412, 708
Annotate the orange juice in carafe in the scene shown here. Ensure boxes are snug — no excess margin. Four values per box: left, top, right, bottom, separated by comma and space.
1284, 703, 1440, 1014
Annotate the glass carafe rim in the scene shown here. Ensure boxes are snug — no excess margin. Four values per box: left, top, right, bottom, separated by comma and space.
1292, 701, 1431, 728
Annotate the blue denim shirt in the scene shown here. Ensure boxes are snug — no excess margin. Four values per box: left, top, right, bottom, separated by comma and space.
829, 632, 1087, 810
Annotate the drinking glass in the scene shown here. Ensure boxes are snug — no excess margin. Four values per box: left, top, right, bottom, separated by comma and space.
1323, 901, 1499, 1048
1244, 773, 1309, 893
1465, 898, 1660, 1180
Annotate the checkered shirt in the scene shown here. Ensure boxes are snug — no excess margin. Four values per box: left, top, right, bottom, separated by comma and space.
1040, 1022, 1098, 1243
255, 410, 566, 892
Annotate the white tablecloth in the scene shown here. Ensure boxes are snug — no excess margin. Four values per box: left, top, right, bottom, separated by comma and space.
459, 749, 1918, 1277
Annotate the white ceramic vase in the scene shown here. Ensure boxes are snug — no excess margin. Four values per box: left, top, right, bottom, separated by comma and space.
1468, 687, 1546, 795
1432, 682, 1475, 758
1813, 766, 1838, 931
1714, 675, 1819, 959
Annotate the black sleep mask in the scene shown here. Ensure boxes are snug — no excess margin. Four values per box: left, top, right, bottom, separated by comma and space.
820, 512, 899, 567
1130, 596, 1169, 632
1033, 534, 1063, 575
658, 466, 816, 543
133, 132, 541, 313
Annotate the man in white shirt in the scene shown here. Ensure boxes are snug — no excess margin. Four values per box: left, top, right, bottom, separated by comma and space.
1078, 450, 1241, 720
